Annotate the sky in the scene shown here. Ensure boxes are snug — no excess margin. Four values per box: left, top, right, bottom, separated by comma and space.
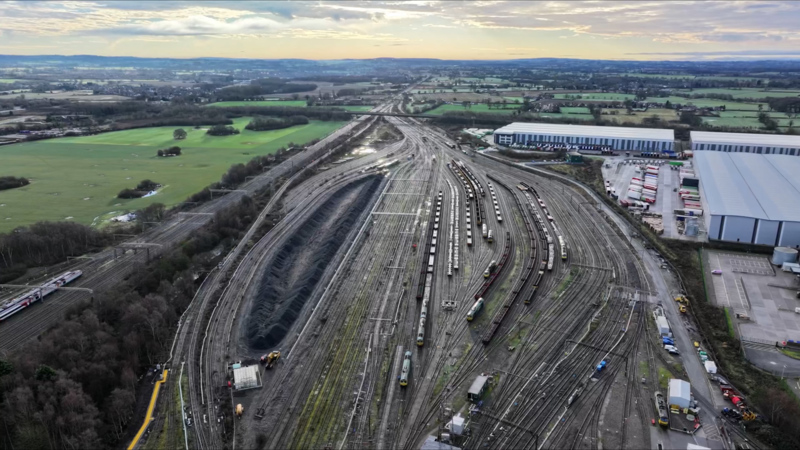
1, 1, 800, 60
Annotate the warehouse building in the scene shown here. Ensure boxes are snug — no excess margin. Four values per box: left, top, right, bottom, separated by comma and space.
493, 123, 675, 152
694, 152, 800, 247
691, 131, 800, 156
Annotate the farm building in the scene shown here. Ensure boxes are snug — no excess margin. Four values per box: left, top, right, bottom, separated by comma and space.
694, 152, 800, 247
691, 131, 800, 156
493, 123, 675, 152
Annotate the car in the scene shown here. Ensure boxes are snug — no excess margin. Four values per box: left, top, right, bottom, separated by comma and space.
711, 269, 722, 275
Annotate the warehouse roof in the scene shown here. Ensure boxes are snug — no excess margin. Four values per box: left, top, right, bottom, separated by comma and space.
494, 123, 675, 141
691, 131, 800, 148
694, 152, 800, 222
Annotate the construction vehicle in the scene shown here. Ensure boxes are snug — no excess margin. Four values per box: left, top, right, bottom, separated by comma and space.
675, 295, 688, 304
679, 305, 687, 313
236, 404, 244, 419
260, 351, 281, 369
720, 384, 757, 421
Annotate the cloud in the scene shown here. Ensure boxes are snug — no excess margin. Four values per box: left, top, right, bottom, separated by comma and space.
108, 15, 284, 36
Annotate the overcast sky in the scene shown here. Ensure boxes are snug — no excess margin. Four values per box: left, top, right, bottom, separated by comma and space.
1, 1, 799, 60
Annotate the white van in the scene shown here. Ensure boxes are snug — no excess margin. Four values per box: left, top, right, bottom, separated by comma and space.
664, 345, 680, 355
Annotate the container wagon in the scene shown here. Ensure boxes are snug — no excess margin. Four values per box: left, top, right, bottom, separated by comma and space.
487, 230, 494, 243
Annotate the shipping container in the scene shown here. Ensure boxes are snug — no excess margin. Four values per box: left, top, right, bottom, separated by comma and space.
630, 179, 643, 186
627, 190, 642, 200
642, 189, 657, 196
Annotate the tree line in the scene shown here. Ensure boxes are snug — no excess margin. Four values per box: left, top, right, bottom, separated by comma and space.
0, 197, 261, 449
245, 115, 309, 131
0, 176, 29, 191
157, 146, 182, 157
0, 222, 110, 283
206, 124, 240, 136
117, 179, 160, 199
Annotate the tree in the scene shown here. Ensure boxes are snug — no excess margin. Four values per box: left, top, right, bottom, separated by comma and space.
664, 100, 672, 109
679, 111, 703, 127
35, 364, 57, 381
758, 112, 778, 130
624, 99, 633, 114
173, 128, 187, 140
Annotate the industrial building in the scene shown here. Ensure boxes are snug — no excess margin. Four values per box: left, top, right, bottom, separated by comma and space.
691, 131, 800, 156
694, 152, 800, 247
231, 364, 262, 391
493, 123, 675, 152
668, 379, 691, 410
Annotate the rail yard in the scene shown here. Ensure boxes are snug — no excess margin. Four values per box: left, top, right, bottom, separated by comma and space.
142, 99, 664, 450
2, 99, 744, 450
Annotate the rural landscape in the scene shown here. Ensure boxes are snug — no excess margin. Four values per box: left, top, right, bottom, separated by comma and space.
2, 2, 800, 450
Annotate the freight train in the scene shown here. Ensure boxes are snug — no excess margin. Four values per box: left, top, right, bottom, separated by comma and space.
0, 270, 83, 322
417, 272, 433, 346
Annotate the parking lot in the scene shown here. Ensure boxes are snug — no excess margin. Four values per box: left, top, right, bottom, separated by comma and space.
705, 249, 800, 343
600, 156, 706, 241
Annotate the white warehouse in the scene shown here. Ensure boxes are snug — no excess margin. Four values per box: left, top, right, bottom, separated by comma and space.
691, 131, 800, 156
493, 123, 675, 152
695, 152, 800, 248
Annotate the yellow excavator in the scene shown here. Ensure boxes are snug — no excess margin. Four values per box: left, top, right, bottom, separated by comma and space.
260, 350, 281, 369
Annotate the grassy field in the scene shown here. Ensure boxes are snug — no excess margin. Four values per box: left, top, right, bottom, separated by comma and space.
560, 107, 592, 114
206, 100, 372, 111
0, 117, 344, 232
539, 112, 594, 120
0, 79, 24, 83
554, 93, 635, 101
675, 88, 800, 99
603, 108, 678, 124
426, 103, 519, 115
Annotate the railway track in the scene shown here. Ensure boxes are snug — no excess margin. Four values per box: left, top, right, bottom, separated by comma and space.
132, 105, 669, 450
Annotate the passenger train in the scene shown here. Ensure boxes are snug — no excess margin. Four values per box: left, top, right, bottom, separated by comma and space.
0, 270, 83, 322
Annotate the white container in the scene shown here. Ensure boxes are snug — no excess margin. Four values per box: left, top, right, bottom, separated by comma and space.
772, 247, 798, 266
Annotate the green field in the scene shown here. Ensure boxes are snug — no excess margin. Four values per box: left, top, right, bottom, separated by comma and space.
0, 117, 345, 232
539, 112, 594, 121
0, 79, 23, 83
560, 107, 592, 114
206, 100, 372, 111
426, 103, 519, 115
554, 93, 635, 101
701, 117, 762, 129
675, 88, 800, 99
